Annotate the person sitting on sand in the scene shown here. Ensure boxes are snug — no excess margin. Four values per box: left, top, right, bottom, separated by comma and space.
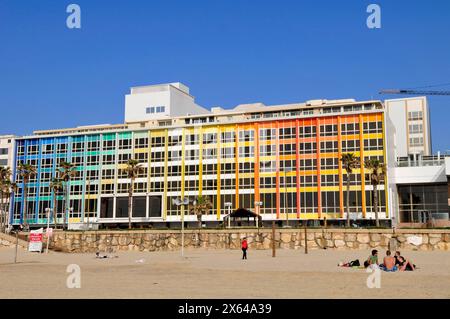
364, 249, 379, 268
395, 251, 415, 271
380, 250, 397, 272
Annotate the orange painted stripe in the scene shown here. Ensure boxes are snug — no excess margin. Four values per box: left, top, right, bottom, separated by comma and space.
275, 121, 280, 219
337, 116, 344, 217
359, 114, 366, 217
316, 118, 322, 218
295, 119, 301, 218
235, 124, 239, 209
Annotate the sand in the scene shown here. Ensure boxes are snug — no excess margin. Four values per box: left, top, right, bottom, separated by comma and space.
0, 246, 449, 299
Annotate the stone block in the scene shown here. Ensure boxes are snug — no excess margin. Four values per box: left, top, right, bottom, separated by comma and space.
281, 233, 291, 243
335, 240, 346, 248
332, 233, 344, 240
357, 234, 370, 244
429, 237, 441, 245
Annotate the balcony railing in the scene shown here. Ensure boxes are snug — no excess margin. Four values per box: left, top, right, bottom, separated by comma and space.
396, 153, 450, 167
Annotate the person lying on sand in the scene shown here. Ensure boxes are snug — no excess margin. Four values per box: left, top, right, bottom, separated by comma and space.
338, 259, 360, 267
364, 249, 379, 268
395, 251, 415, 271
380, 250, 398, 272
95, 251, 118, 259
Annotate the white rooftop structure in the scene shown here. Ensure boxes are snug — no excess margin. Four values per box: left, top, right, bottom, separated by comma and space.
124, 82, 210, 123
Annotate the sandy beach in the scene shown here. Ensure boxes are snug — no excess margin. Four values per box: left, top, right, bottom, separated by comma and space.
0, 246, 449, 299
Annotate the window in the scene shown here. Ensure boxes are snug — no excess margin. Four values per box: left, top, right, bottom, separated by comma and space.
409, 137, 424, 147
221, 132, 235, 143
239, 130, 254, 142
118, 153, 131, 164
102, 154, 115, 165
146, 106, 166, 114
408, 111, 423, 121
102, 169, 115, 179
260, 128, 275, 141
0, 148, 9, 155
151, 137, 165, 148
42, 144, 54, 154
103, 139, 116, 150
135, 137, 148, 148
118, 138, 131, 150
409, 124, 423, 134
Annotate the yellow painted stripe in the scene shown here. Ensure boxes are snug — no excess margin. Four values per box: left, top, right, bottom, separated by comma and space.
198, 126, 203, 195
181, 128, 186, 219
216, 125, 221, 220
163, 129, 169, 220
147, 130, 152, 193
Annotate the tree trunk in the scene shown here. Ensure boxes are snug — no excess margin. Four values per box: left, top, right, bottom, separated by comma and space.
128, 178, 133, 230
197, 213, 202, 229
0, 191, 4, 233
374, 184, 379, 227
23, 178, 28, 229
64, 180, 69, 230
346, 172, 351, 228
53, 193, 58, 229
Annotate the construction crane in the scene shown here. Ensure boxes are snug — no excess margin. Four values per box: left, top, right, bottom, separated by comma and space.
379, 89, 450, 96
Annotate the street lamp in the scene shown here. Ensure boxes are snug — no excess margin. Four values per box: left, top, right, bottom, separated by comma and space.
224, 202, 232, 228
282, 168, 294, 228
254, 201, 263, 228
172, 197, 189, 257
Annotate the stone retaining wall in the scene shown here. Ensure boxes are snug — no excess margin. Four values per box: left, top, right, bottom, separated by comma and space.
48, 229, 450, 253
0, 232, 28, 249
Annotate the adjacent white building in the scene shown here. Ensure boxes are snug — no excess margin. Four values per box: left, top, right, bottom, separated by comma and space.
0, 135, 15, 168
385, 96, 432, 158
124, 82, 210, 123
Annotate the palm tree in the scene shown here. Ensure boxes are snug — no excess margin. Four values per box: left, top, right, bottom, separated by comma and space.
188, 195, 213, 228
124, 159, 144, 229
0, 180, 17, 232
364, 158, 387, 227
0, 167, 12, 232
17, 162, 37, 229
58, 162, 77, 230
49, 177, 63, 229
340, 153, 360, 227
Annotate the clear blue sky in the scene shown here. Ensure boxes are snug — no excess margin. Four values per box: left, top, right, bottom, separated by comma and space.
1, 0, 449, 152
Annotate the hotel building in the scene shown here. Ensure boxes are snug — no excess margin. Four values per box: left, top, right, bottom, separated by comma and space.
9, 83, 390, 228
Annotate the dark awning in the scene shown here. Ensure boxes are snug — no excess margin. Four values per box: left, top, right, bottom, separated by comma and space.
225, 208, 262, 219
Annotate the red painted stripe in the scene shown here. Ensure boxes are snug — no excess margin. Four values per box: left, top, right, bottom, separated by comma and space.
316, 118, 322, 218
296, 119, 301, 219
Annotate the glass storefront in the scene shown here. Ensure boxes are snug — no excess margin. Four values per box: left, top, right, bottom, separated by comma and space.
398, 184, 449, 223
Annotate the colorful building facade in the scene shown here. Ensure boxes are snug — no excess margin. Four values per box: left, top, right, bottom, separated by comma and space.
10, 100, 388, 227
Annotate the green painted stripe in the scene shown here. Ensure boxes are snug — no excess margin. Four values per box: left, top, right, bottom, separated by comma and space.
102, 133, 116, 141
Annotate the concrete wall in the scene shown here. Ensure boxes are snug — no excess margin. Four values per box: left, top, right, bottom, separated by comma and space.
394, 165, 447, 184
48, 229, 450, 253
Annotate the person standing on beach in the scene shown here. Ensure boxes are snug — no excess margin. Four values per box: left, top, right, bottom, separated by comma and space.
241, 237, 248, 260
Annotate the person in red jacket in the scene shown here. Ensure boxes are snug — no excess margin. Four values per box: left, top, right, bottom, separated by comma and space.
241, 237, 248, 260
